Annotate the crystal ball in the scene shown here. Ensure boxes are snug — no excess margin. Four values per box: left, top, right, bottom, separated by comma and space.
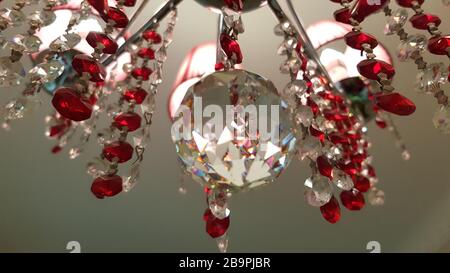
194, 0, 267, 13
171, 69, 297, 193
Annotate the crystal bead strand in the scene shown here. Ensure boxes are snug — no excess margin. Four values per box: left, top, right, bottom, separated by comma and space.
203, 6, 245, 253
395, 0, 450, 132
274, 19, 341, 223
0, 0, 40, 87
331, 0, 417, 117
89, 9, 177, 199
45, 1, 93, 153
123, 9, 178, 193
1, 0, 59, 129
383, 5, 450, 133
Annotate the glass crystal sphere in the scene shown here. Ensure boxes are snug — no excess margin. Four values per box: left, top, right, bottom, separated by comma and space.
171, 69, 297, 193
194, 0, 267, 13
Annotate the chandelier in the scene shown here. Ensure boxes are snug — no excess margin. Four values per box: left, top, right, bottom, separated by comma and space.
0, 0, 449, 252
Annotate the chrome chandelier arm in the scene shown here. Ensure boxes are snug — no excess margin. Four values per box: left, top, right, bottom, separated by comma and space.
267, 0, 340, 93
102, 0, 184, 66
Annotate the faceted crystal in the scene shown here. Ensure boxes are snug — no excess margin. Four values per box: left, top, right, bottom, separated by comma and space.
385, 8, 409, 35
0, 56, 25, 87
3, 98, 28, 120
103, 141, 134, 163
123, 163, 141, 192
293, 105, 313, 127
204, 209, 230, 239
331, 168, 354, 190
320, 196, 341, 224
397, 35, 427, 61
91, 175, 123, 199
304, 175, 332, 207
86, 157, 108, 177
27, 10, 56, 27
298, 135, 321, 161
49, 33, 81, 52
340, 190, 365, 211
375, 92, 416, 116
0, 8, 25, 26
415, 63, 447, 94
368, 187, 385, 206
28, 60, 64, 84
410, 13, 441, 30
207, 189, 230, 220
433, 106, 450, 134
172, 70, 296, 193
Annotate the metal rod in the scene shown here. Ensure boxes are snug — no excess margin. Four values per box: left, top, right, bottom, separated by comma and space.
102, 0, 184, 66
267, 0, 338, 92
216, 13, 224, 64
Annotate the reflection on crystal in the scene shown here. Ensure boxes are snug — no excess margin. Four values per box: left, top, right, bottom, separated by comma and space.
2, 96, 41, 121
86, 157, 108, 178
368, 187, 385, 206
216, 234, 229, 253
172, 70, 296, 193
0, 56, 25, 87
385, 8, 408, 35
433, 106, 450, 134
415, 63, 447, 94
304, 175, 332, 206
397, 35, 426, 61
332, 168, 354, 190
297, 135, 321, 161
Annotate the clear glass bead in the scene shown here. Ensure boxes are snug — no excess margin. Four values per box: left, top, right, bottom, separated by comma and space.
384, 8, 408, 35
415, 63, 447, 94
433, 106, 450, 134
397, 34, 426, 62
304, 175, 332, 207
0, 56, 25, 87
331, 168, 354, 190
49, 33, 81, 52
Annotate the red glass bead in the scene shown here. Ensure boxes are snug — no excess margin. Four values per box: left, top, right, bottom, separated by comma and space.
52, 88, 93, 122
142, 30, 162, 44
137, 48, 155, 59
354, 176, 371, 193
101, 7, 129, 28
123, 0, 136, 7
87, 0, 108, 14
86, 31, 118, 54
220, 33, 243, 64
320, 196, 341, 224
91, 175, 123, 199
310, 126, 325, 142
224, 0, 244, 11
351, 0, 389, 23
317, 156, 333, 179
428, 35, 450, 55
203, 209, 230, 238
334, 8, 352, 24
72, 54, 106, 82
410, 14, 441, 30
375, 117, 387, 129
132, 67, 153, 81
52, 145, 63, 154
376, 92, 416, 116
345, 31, 378, 50
357, 59, 395, 80
123, 88, 148, 104
114, 112, 142, 132
396, 0, 424, 7
103, 141, 134, 163
340, 190, 365, 211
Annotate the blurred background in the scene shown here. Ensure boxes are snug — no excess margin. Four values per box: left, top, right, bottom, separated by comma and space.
0, 0, 450, 252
